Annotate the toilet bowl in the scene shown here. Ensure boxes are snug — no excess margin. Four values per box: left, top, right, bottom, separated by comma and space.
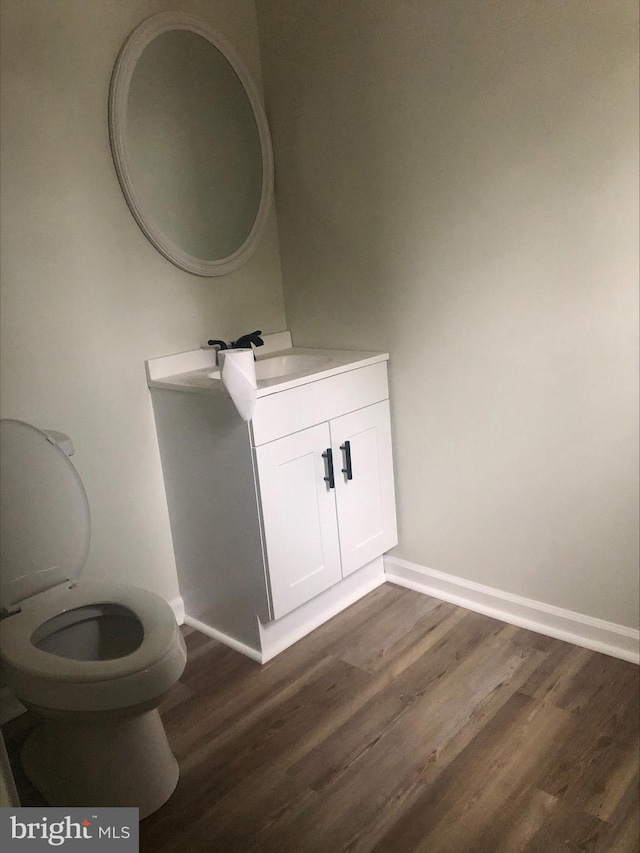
0, 419, 187, 818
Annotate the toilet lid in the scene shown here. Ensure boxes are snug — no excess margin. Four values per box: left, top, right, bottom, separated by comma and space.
0, 419, 90, 611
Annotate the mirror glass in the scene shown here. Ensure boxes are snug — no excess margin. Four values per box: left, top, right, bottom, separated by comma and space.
109, 13, 273, 276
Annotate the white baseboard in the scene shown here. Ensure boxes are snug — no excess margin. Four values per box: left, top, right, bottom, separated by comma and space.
384, 556, 640, 665
182, 616, 263, 663
168, 595, 185, 625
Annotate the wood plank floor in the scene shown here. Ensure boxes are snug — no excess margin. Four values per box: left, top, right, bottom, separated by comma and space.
4, 584, 639, 852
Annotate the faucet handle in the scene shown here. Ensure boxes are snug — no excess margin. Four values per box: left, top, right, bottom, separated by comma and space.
232, 330, 264, 349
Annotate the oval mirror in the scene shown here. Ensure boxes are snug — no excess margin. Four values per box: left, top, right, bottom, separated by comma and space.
109, 12, 273, 276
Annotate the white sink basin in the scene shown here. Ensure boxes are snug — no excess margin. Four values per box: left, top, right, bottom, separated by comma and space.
254, 353, 331, 380
208, 353, 331, 382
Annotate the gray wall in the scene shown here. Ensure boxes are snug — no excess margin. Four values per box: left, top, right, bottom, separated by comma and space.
0, 0, 286, 601
2, 0, 637, 630
257, 0, 640, 627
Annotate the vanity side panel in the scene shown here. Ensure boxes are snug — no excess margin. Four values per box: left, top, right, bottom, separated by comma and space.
150, 388, 271, 650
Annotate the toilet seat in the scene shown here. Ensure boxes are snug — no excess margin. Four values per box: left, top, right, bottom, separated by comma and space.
1, 581, 179, 682
0, 580, 186, 712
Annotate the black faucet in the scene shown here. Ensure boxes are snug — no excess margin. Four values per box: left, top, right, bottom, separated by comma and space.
207, 331, 264, 359
232, 330, 264, 350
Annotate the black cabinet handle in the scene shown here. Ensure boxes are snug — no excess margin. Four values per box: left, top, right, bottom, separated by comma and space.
322, 448, 335, 489
340, 440, 353, 480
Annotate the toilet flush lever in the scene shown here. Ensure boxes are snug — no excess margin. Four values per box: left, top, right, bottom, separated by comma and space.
43, 430, 75, 456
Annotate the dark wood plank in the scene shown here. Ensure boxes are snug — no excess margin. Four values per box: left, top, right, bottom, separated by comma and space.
369, 692, 573, 853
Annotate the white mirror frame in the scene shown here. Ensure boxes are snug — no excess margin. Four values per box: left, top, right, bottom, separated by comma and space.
109, 12, 274, 277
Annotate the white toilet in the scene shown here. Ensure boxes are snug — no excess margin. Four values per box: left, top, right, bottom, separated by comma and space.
0, 419, 187, 818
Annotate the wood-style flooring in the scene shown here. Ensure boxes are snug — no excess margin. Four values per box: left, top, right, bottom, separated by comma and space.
4, 584, 639, 852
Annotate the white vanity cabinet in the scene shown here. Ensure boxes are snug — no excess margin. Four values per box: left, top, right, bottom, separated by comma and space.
255, 399, 397, 619
148, 348, 397, 660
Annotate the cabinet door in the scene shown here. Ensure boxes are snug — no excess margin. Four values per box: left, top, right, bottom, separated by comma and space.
254, 423, 342, 619
331, 400, 398, 577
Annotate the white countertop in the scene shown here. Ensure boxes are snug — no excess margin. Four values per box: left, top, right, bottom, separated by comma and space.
146, 334, 388, 398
